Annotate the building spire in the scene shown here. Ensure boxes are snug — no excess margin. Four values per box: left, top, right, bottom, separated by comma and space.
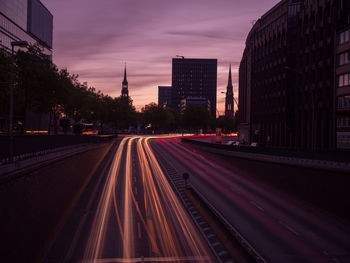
121, 62, 129, 97
227, 64, 233, 87
123, 63, 128, 85
225, 64, 234, 118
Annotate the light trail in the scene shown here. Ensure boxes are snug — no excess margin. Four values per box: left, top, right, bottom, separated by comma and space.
81, 135, 212, 262
84, 137, 128, 261
123, 137, 136, 259
139, 137, 210, 260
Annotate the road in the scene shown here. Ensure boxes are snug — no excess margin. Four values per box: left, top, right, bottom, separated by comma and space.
47, 136, 214, 262
150, 137, 350, 263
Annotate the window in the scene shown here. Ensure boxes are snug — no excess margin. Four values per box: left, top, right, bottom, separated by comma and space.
338, 51, 350, 66
340, 30, 350, 44
337, 116, 350, 128
338, 73, 350, 87
338, 95, 350, 109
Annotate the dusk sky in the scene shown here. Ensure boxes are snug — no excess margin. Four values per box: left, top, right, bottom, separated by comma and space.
41, 0, 279, 113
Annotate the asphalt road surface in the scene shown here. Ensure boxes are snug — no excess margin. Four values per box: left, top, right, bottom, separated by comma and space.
150, 137, 350, 263
46, 136, 214, 262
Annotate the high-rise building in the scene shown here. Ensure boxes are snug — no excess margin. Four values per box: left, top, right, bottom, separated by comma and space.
121, 64, 129, 97
225, 65, 234, 118
171, 58, 217, 117
0, 0, 53, 133
335, 1, 350, 149
158, 86, 172, 108
0, 0, 53, 55
238, 0, 342, 150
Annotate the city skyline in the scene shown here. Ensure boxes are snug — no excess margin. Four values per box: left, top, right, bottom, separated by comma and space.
41, 0, 280, 112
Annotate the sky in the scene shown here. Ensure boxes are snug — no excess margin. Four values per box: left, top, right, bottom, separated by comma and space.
41, 0, 280, 113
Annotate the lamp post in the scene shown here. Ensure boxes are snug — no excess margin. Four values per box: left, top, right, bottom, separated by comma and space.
9, 40, 28, 163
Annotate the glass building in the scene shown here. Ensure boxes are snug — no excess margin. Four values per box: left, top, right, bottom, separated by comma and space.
0, 0, 53, 54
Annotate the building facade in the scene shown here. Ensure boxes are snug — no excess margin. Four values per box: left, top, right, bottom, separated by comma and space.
335, 0, 350, 149
0, 0, 53, 54
239, 0, 342, 150
225, 65, 234, 118
158, 86, 172, 108
180, 97, 211, 113
171, 58, 217, 117
0, 0, 53, 133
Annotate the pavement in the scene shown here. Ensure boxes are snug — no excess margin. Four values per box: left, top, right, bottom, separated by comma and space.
45, 136, 216, 262
182, 137, 350, 173
150, 137, 350, 263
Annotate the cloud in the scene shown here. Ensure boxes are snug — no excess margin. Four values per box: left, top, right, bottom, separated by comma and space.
42, 0, 281, 111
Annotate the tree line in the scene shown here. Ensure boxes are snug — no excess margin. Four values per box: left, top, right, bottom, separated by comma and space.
0, 44, 237, 135
0, 45, 136, 134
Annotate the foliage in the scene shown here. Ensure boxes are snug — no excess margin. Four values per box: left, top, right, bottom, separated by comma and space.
216, 115, 235, 134
0, 45, 136, 134
141, 103, 174, 131
183, 104, 211, 131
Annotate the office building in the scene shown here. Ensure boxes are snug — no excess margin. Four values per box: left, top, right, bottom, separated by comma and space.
335, 1, 350, 149
0, 0, 53, 133
0, 0, 53, 54
158, 86, 172, 108
238, 0, 342, 150
180, 97, 211, 113
225, 65, 234, 118
171, 58, 217, 117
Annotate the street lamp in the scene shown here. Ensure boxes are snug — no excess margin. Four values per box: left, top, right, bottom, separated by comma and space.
9, 40, 28, 163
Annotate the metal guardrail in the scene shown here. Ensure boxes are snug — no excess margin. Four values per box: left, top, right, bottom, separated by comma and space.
190, 185, 267, 263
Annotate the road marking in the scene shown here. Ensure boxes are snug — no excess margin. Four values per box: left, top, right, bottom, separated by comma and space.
278, 220, 300, 236
135, 187, 138, 195
323, 251, 329, 256
138, 222, 142, 239
134, 176, 137, 182
332, 258, 341, 263
249, 200, 265, 212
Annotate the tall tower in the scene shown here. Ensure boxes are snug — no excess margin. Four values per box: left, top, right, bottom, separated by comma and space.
121, 64, 129, 97
225, 65, 234, 118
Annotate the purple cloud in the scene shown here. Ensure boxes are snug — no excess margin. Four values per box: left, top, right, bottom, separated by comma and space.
41, 0, 280, 112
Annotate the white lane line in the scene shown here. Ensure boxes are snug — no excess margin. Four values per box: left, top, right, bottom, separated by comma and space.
332, 258, 341, 263
249, 200, 265, 212
135, 187, 138, 195
278, 220, 300, 236
138, 222, 142, 239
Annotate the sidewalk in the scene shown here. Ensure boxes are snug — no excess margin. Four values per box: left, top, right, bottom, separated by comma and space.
182, 138, 350, 173
0, 143, 107, 182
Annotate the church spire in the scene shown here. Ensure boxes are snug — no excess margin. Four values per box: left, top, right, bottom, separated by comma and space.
121, 63, 129, 97
227, 64, 233, 87
225, 64, 234, 118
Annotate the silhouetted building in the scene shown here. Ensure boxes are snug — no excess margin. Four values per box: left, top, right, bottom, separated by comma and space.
225, 65, 234, 118
239, 0, 341, 150
158, 86, 172, 108
336, 0, 350, 149
180, 97, 211, 113
171, 58, 217, 117
121, 64, 129, 97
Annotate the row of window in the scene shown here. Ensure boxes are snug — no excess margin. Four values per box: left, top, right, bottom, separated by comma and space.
337, 116, 350, 129
338, 51, 350, 66
338, 73, 350, 88
339, 29, 350, 45
337, 95, 350, 109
